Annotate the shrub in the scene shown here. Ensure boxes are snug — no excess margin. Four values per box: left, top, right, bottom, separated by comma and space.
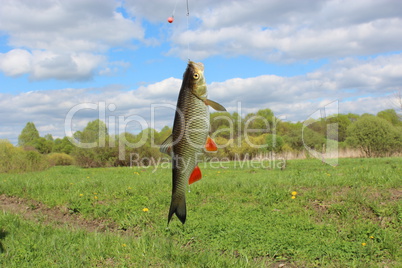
47, 153, 75, 166
266, 134, 284, 153
0, 140, 49, 173
0, 140, 17, 172
346, 116, 402, 157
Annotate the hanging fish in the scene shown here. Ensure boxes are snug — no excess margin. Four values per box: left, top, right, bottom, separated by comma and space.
161, 61, 226, 224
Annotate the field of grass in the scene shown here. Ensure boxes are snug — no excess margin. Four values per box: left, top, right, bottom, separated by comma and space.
0, 157, 401, 267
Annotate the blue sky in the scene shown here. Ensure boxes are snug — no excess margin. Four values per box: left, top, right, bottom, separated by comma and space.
1, 0, 402, 144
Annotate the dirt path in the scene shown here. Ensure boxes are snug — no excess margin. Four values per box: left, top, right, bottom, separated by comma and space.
0, 194, 120, 233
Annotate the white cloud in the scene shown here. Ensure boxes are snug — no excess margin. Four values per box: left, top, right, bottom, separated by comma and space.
309, 54, 402, 92
0, 49, 106, 80
171, 18, 402, 61
1, 54, 399, 144
0, 0, 144, 81
1, 0, 402, 80
0, 49, 31, 76
32, 51, 106, 81
163, 0, 402, 61
341, 96, 391, 115
207, 53, 402, 118
0, 0, 143, 52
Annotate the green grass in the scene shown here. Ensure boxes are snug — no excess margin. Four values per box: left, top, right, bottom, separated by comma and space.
0, 157, 401, 267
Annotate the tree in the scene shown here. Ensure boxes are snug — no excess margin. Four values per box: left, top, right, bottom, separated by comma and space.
210, 112, 234, 139
307, 119, 326, 136
276, 121, 292, 136
327, 114, 352, 142
77, 119, 108, 144
18, 122, 40, 147
282, 122, 325, 151
244, 109, 275, 136
156, 126, 172, 145
53, 137, 74, 154
302, 127, 326, 151
266, 134, 284, 154
35, 137, 53, 154
377, 109, 401, 126
391, 90, 402, 120
346, 113, 360, 123
231, 112, 243, 138
44, 134, 54, 141
346, 116, 401, 157
283, 123, 304, 150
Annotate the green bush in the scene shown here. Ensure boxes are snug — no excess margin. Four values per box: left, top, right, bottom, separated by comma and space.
47, 153, 75, 166
266, 134, 284, 153
0, 140, 49, 173
346, 116, 402, 157
0, 140, 17, 172
72, 136, 120, 168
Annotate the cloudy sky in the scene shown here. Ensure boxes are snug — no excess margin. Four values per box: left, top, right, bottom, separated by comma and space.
1, 0, 402, 144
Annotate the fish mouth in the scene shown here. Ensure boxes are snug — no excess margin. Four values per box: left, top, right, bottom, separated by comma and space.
189, 61, 204, 72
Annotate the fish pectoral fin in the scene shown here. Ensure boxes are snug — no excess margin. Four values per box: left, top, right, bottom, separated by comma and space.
205, 136, 218, 152
205, 99, 227, 111
160, 134, 173, 156
188, 165, 202, 185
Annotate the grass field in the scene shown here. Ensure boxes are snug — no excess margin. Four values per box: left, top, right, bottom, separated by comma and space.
0, 157, 401, 267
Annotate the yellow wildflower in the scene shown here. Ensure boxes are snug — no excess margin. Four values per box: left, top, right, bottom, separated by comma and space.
79, 194, 84, 197
362, 243, 366, 246
142, 208, 149, 212
122, 244, 127, 247
291, 191, 297, 196
369, 236, 374, 239
94, 196, 98, 199
291, 196, 296, 199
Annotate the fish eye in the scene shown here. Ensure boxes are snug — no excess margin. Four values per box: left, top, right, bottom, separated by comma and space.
193, 73, 199, 80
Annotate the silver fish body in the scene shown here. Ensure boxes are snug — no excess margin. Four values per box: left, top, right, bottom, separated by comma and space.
161, 61, 226, 224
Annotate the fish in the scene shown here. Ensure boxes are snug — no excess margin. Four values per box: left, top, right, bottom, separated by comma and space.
160, 61, 226, 224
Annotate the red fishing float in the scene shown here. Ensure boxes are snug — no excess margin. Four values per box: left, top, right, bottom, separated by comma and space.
167, 16, 174, 23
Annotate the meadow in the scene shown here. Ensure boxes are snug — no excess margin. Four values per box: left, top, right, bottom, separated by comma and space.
0, 157, 401, 267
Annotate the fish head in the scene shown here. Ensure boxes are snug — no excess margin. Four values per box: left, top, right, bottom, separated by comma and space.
185, 61, 207, 100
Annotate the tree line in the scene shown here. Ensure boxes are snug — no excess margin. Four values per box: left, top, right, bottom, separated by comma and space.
0, 108, 401, 171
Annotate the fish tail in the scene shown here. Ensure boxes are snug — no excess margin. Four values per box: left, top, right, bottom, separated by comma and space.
168, 196, 186, 224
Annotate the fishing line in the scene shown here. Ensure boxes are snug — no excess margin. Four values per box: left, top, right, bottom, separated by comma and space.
171, 0, 179, 19
186, 0, 190, 60
168, 0, 191, 60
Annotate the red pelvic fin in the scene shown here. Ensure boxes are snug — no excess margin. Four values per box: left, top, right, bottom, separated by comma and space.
188, 165, 202, 185
205, 136, 218, 152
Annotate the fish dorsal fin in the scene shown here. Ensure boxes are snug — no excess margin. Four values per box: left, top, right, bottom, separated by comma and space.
205, 136, 218, 152
205, 99, 227, 111
188, 165, 202, 185
160, 134, 173, 156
